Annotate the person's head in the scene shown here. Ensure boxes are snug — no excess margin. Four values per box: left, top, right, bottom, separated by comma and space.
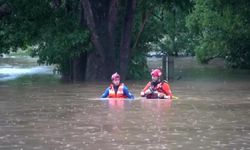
151, 69, 162, 82
111, 72, 120, 86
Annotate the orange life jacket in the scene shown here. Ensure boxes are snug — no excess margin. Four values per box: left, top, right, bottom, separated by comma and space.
108, 83, 127, 98
141, 81, 173, 99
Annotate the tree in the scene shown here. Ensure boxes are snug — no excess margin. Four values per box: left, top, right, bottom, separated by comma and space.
1, 0, 138, 81
146, 0, 193, 56
81, 0, 136, 80
187, 0, 250, 69
0, 0, 91, 81
1, 0, 196, 81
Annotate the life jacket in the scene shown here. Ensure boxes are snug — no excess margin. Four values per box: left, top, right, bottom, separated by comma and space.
108, 83, 127, 98
153, 81, 168, 95
146, 80, 172, 99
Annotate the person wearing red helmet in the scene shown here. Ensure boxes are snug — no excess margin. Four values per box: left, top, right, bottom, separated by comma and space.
101, 72, 134, 99
140, 69, 173, 99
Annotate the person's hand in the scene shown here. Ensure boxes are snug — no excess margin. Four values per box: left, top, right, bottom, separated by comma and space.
144, 88, 152, 95
140, 91, 145, 96
164, 95, 170, 99
158, 93, 165, 98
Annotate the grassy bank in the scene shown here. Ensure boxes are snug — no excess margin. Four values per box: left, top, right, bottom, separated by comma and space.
0, 74, 60, 86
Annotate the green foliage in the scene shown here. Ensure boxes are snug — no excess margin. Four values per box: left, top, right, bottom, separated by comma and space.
1, 0, 91, 74
127, 0, 194, 79
4, 0, 249, 81
144, 0, 194, 56
187, 0, 250, 69
127, 50, 150, 80
127, 54, 149, 80
126, 0, 162, 79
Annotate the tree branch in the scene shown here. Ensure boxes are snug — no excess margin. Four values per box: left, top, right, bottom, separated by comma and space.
132, 10, 150, 50
81, 0, 105, 62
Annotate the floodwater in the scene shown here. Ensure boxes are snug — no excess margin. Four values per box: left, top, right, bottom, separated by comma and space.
0, 56, 54, 81
0, 57, 250, 150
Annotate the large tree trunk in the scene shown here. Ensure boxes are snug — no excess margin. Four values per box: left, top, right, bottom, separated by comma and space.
132, 10, 150, 50
119, 0, 136, 80
85, 51, 107, 80
80, 0, 137, 80
72, 52, 88, 82
81, 0, 118, 80
61, 52, 88, 82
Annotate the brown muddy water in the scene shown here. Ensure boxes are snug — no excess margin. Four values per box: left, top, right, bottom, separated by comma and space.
0, 56, 250, 150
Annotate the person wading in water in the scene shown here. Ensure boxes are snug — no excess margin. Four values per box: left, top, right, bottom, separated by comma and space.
141, 69, 173, 99
101, 72, 134, 99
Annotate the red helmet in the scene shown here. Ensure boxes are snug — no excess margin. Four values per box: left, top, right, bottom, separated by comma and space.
111, 72, 120, 80
151, 69, 162, 77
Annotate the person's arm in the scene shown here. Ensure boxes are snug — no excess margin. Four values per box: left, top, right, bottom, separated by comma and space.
101, 87, 110, 98
140, 82, 152, 97
123, 86, 134, 99
161, 83, 173, 98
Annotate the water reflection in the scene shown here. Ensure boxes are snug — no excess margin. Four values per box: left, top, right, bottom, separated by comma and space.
106, 99, 127, 110
101, 98, 172, 111
140, 99, 172, 112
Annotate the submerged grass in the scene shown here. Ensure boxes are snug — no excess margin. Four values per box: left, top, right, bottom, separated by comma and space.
1, 74, 61, 86
175, 68, 250, 81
